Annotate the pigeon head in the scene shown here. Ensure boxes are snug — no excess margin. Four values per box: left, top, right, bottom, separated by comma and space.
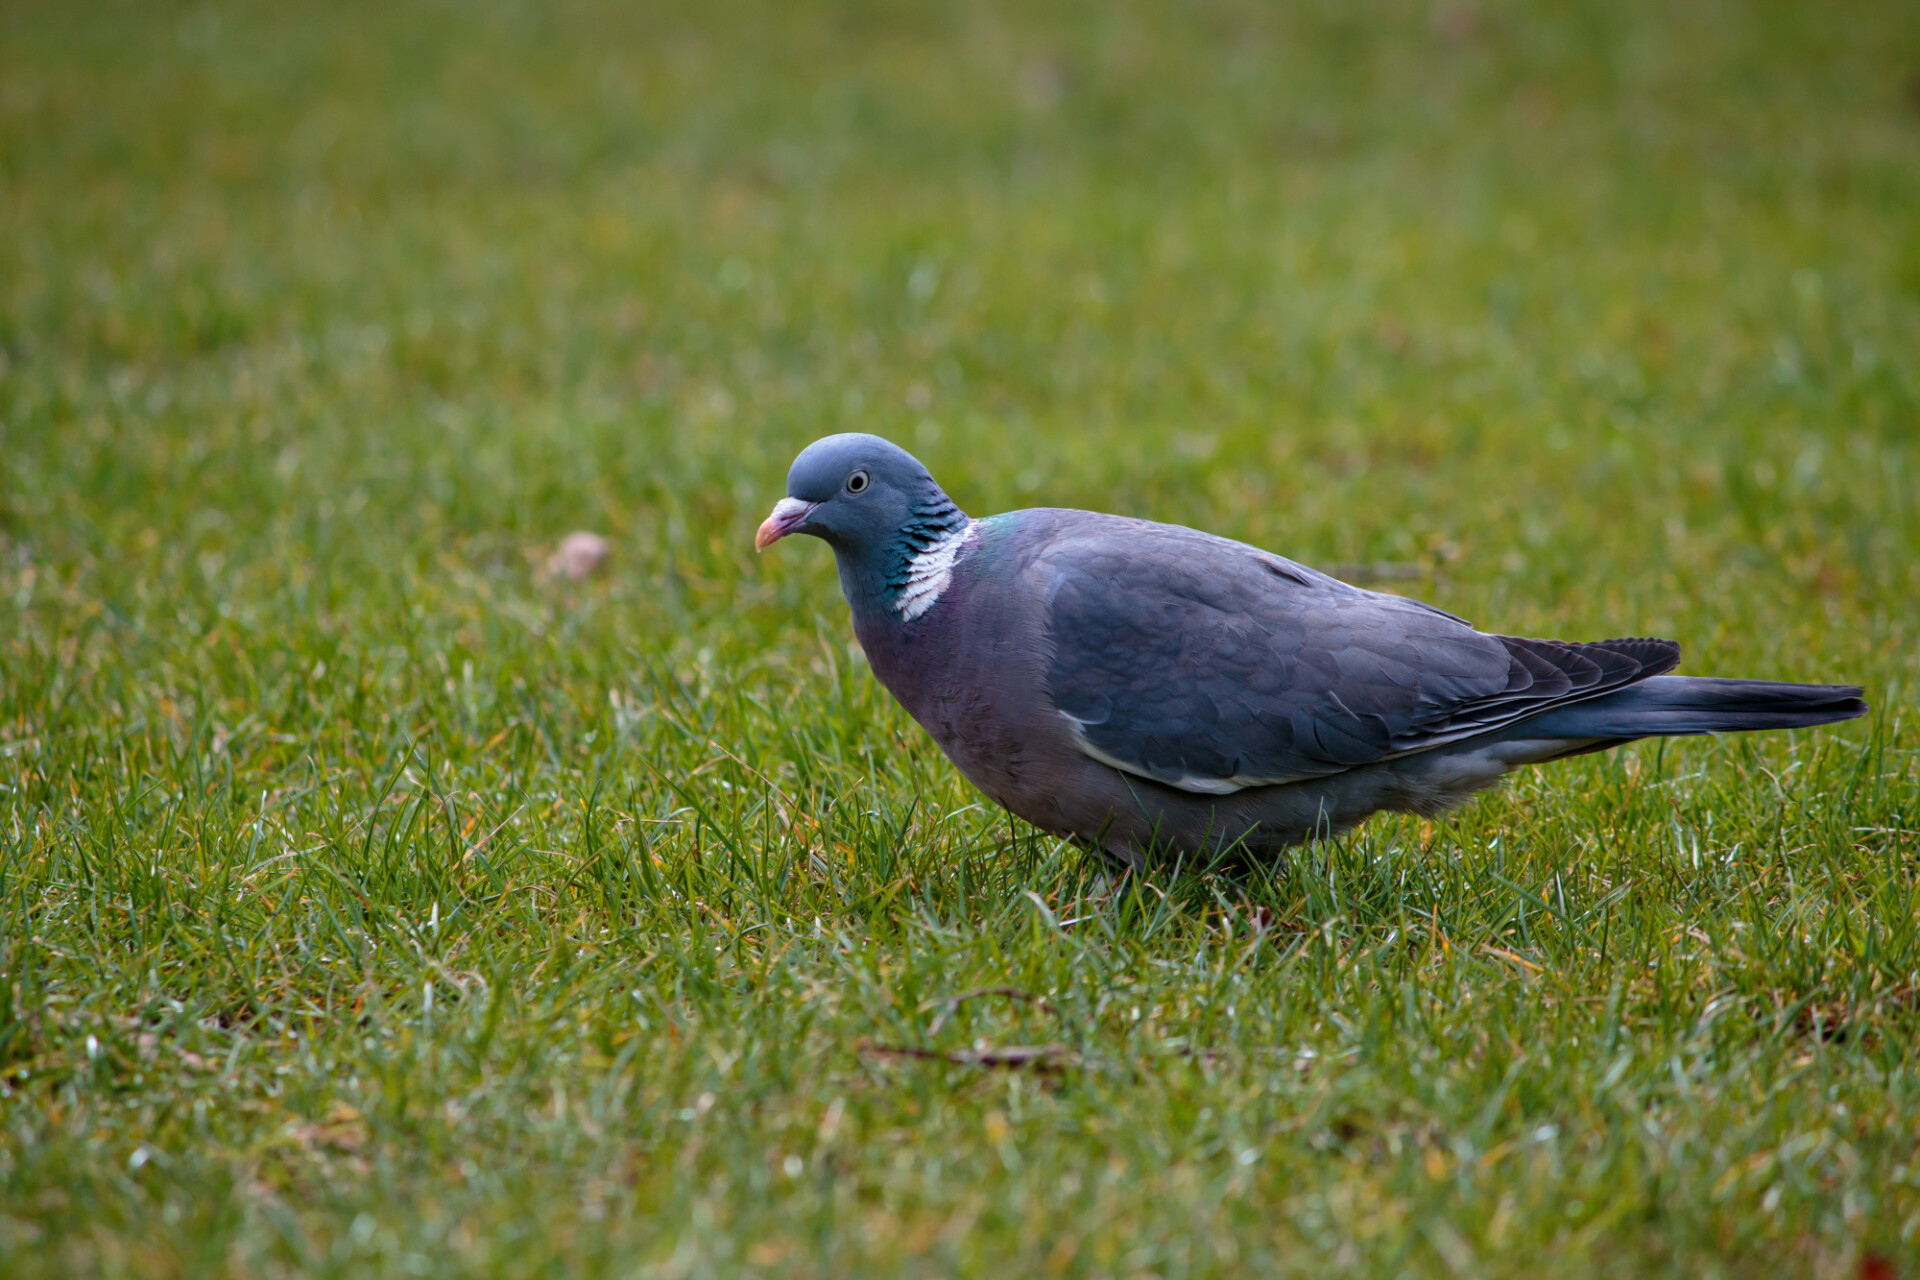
756, 433, 970, 623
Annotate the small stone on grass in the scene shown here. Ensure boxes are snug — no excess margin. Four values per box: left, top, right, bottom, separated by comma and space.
550, 532, 611, 580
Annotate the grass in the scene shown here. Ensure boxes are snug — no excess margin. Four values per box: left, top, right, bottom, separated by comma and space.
2, 0, 1919, 1274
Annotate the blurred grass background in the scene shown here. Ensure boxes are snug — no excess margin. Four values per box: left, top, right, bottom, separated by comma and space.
2, 0, 1918, 1275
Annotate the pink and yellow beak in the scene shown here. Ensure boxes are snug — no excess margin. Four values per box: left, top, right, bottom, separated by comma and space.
755, 497, 818, 551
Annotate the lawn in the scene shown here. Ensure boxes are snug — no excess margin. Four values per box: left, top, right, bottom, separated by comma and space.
2, 0, 1918, 1274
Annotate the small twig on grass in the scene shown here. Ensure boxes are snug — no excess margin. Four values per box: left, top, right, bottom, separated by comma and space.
858, 1038, 1074, 1072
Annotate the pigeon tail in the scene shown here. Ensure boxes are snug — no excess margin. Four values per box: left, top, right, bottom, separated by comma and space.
1510, 675, 1868, 742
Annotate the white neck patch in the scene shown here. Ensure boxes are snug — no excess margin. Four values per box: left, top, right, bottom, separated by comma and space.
895, 521, 973, 622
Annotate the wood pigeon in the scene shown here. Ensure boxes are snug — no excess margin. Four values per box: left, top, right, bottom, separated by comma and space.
756, 434, 1867, 867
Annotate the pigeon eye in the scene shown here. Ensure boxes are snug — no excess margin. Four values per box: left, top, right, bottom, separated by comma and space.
845, 469, 871, 494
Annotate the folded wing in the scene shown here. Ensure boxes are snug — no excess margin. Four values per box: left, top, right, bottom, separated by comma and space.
1039, 518, 1678, 794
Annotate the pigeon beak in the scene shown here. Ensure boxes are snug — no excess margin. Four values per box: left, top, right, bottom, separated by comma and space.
755, 497, 818, 551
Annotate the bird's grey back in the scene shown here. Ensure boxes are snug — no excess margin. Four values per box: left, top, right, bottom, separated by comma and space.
1021, 510, 1679, 793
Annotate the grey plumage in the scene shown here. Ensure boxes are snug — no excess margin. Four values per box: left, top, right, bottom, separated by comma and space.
757, 434, 1868, 868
